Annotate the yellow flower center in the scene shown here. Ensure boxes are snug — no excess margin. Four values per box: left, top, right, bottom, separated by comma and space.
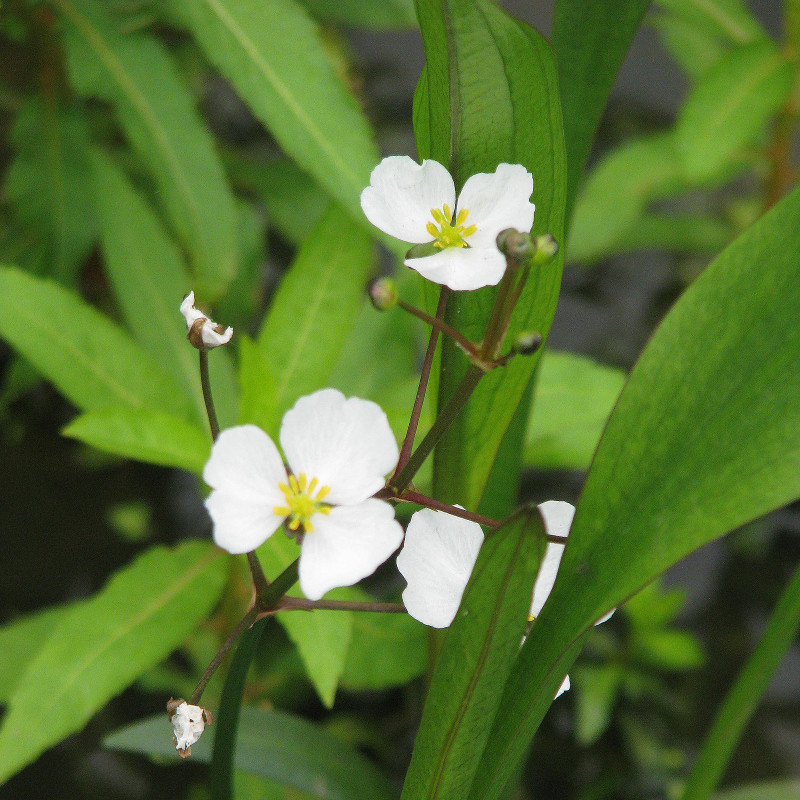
273, 473, 332, 533
426, 205, 477, 249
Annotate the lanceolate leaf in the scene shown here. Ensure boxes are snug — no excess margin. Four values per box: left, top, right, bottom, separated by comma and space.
0, 266, 188, 418
400, 508, 546, 800
469, 184, 800, 800
176, 0, 380, 225
55, 0, 239, 298
0, 542, 227, 785
413, 0, 567, 508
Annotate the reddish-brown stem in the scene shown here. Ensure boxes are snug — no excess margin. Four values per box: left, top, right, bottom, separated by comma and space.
278, 596, 406, 613
397, 297, 476, 355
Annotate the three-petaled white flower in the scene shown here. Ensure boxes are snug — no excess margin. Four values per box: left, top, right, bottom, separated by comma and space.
396, 501, 613, 699
180, 291, 233, 349
360, 156, 535, 291
203, 389, 403, 600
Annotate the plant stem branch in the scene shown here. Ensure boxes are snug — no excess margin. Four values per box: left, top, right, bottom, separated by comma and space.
199, 350, 221, 441
279, 596, 406, 613
397, 295, 476, 356
246, 552, 270, 597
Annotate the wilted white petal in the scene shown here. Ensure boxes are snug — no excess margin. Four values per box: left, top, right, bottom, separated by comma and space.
361, 156, 455, 243
397, 509, 484, 628
280, 389, 398, 505
406, 244, 508, 291
457, 164, 535, 249
180, 291, 233, 348
299, 500, 403, 600
180, 291, 203, 326
171, 702, 207, 754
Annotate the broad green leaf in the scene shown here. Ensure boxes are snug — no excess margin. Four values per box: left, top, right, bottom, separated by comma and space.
105, 706, 397, 800
55, 0, 239, 298
526, 352, 626, 471
413, 0, 567, 508
650, 9, 729, 81
240, 204, 374, 437
654, 0, 767, 46
175, 0, 379, 224
681, 561, 800, 800
674, 41, 794, 183
400, 508, 546, 800
712, 781, 800, 800
3, 94, 96, 283
256, 533, 353, 707
610, 213, 734, 257
0, 604, 75, 703
567, 135, 684, 263
63, 407, 210, 473
0, 541, 227, 785
572, 664, 625, 746
0, 266, 188, 418
300, 0, 416, 28
551, 0, 652, 224
469, 182, 800, 800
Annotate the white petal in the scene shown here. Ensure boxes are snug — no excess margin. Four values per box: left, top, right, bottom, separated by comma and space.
206, 490, 285, 553
171, 702, 206, 752
199, 321, 233, 348
180, 291, 203, 327
280, 389, 398, 506
397, 509, 484, 628
530, 501, 575, 617
406, 245, 507, 291
595, 608, 615, 625
360, 156, 455, 243
554, 674, 571, 699
538, 500, 576, 540
457, 164, 535, 249
298, 500, 403, 600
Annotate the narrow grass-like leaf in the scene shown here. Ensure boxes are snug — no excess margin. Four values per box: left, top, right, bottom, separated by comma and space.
469, 182, 800, 800
105, 706, 397, 800
674, 41, 794, 183
55, 0, 238, 297
414, 0, 567, 508
400, 507, 546, 800
3, 94, 96, 283
681, 561, 800, 800
552, 0, 651, 224
0, 542, 227, 784
240, 204, 374, 437
176, 0, 379, 224
0, 266, 188, 418
63, 407, 210, 473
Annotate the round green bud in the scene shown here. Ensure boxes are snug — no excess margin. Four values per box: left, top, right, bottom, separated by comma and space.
368, 277, 398, 311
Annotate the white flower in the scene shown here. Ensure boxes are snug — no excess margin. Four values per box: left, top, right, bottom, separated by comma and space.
360, 156, 535, 291
396, 501, 614, 699
180, 291, 233, 348
170, 701, 208, 757
203, 389, 403, 600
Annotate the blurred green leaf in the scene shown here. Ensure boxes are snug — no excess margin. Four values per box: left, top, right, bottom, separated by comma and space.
614, 213, 734, 257
62, 407, 210, 473
624, 581, 687, 628
654, 0, 767, 46
414, 0, 567, 508
634, 629, 705, 670
572, 664, 625, 746
400, 508, 546, 800
526, 351, 626, 471
470, 183, 800, 800
552, 0, 651, 224
300, 0, 416, 28
650, 9, 729, 81
0, 604, 76, 703
240, 204, 374, 436
55, 0, 239, 298
674, 41, 793, 183
0, 266, 188, 418
3, 95, 96, 283
712, 780, 800, 800
176, 0, 379, 225
105, 706, 397, 800
0, 541, 227, 785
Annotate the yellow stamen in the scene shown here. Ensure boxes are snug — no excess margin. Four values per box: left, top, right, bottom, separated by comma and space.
426, 204, 477, 250
273, 471, 333, 534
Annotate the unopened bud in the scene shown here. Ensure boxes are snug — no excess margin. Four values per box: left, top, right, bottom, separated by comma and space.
180, 291, 233, 350
513, 331, 543, 356
168, 698, 212, 759
368, 277, 398, 311
496, 228, 534, 264
530, 234, 559, 265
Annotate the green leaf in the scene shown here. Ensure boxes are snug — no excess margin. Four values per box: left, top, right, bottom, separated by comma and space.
413, 0, 567, 508
633, 629, 705, 671
572, 664, 625, 746
654, 0, 767, 46
400, 507, 546, 800
240, 204, 374, 436
674, 41, 794, 183
3, 94, 96, 283
525, 352, 626, 470
469, 181, 800, 800
105, 706, 397, 800
176, 0, 379, 225
650, 9, 729, 82
681, 561, 800, 800
55, 0, 239, 298
0, 266, 188, 418
62, 407, 210, 473
551, 0, 652, 224
300, 0, 416, 28
0, 604, 76, 703
712, 780, 800, 800
0, 541, 227, 785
